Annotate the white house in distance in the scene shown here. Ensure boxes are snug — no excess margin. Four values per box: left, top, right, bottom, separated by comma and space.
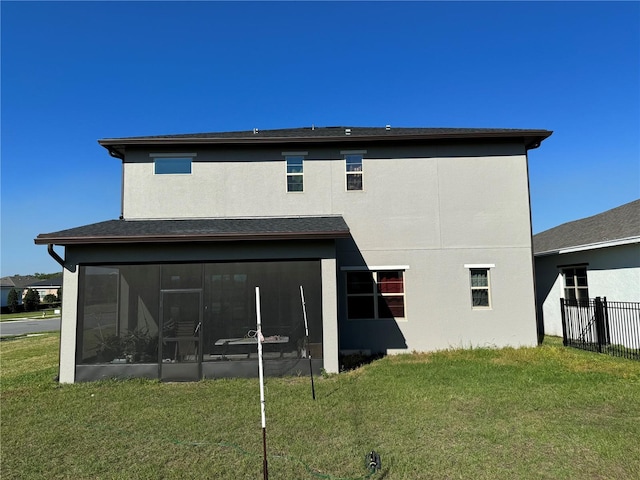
533, 199, 640, 338
35, 126, 552, 383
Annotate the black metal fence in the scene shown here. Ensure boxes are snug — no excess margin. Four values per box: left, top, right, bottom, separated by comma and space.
560, 297, 640, 361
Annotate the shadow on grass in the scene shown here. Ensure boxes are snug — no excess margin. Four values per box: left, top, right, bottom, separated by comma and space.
339, 352, 386, 372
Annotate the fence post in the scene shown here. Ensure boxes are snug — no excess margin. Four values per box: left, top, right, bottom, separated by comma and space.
560, 298, 568, 346
594, 297, 606, 353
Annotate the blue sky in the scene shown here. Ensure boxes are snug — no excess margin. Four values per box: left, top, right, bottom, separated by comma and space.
1, 1, 639, 276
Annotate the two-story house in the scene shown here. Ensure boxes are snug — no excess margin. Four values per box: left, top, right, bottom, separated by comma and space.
36, 126, 552, 383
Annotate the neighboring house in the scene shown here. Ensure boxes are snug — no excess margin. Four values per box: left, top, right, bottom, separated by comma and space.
0, 275, 38, 308
533, 199, 640, 338
35, 126, 552, 383
24, 275, 63, 302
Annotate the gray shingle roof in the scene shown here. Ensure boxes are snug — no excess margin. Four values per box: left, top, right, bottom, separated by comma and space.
104, 126, 548, 140
99, 126, 552, 159
0, 275, 39, 288
35, 216, 350, 245
533, 199, 640, 255
26, 276, 63, 288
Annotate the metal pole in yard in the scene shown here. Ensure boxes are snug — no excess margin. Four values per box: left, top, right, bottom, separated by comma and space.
300, 285, 316, 400
255, 286, 268, 480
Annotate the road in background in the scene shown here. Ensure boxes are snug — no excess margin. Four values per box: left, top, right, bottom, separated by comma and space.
0, 318, 60, 337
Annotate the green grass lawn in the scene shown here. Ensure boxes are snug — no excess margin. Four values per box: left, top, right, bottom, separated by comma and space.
1, 334, 639, 479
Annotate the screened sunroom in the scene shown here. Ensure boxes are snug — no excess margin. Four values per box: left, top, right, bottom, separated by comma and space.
35, 217, 347, 383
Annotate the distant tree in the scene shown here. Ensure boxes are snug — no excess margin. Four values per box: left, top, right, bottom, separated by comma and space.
56, 288, 62, 302
7, 288, 20, 313
43, 294, 58, 304
23, 289, 41, 312
33, 272, 60, 280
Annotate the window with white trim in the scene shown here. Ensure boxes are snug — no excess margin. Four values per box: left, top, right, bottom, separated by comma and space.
468, 268, 491, 308
345, 154, 363, 191
286, 155, 304, 192
562, 266, 589, 302
346, 270, 405, 319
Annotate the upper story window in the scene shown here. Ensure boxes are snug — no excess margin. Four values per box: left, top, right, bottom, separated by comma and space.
464, 264, 494, 309
285, 154, 305, 192
151, 154, 196, 175
342, 151, 365, 191
562, 266, 589, 302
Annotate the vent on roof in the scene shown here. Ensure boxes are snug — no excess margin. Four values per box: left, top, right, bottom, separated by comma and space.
345, 128, 351, 136
253, 128, 259, 134
386, 125, 391, 130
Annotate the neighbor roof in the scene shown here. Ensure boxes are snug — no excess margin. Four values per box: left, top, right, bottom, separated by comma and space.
35, 216, 350, 245
26, 276, 63, 288
99, 126, 552, 159
533, 199, 640, 255
0, 275, 39, 288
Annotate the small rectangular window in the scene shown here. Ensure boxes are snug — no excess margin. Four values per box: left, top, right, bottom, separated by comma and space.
469, 268, 491, 308
346, 270, 405, 319
345, 154, 363, 191
562, 266, 589, 302
154, 158, 192, 175
286, 156, 304, 192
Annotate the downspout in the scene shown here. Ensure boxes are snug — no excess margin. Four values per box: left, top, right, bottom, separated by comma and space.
47, 244, 67, 271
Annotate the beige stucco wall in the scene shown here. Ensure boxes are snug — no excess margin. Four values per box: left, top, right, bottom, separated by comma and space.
117, 142, 537, 353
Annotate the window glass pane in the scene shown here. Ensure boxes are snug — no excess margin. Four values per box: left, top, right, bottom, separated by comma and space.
576, 288, 589, 300
348, 296, 375, 319
470, 269, 488, 287
472, 289, 489, 307
286, 156, 304, 173
154, 158, 192, 174
377, 271, 404, 293
346, 155, 363, 171
346, 173, 363, 191
576, 275, 588, 287
346, 272, 375, 294
378, 296, 405, 318
287, 175, 304, 192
